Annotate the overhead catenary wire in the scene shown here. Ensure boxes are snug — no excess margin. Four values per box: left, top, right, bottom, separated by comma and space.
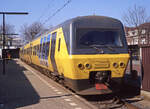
42, 0, 72, 25
37, 0, 56, 22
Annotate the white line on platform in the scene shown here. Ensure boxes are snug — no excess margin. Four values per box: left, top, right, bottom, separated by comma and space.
64, 98, 72, 102
69, 103, 77, 106
21, 62, 56, 91
20, 60, 97, 109
57, 92, 62, 94
75, 108, 82, 109
51, 87, 56, 89
54, 89, 58, 91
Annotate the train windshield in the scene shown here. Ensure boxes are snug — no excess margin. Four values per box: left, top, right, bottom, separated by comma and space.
76, 28, 123, 49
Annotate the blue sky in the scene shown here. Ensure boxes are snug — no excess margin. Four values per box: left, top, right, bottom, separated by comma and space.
0, 0, 150, 34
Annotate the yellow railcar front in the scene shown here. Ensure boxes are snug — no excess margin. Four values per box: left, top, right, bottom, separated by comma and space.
20, 16, 130, 95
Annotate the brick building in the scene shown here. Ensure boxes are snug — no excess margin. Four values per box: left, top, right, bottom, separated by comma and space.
125, 23, 150, 46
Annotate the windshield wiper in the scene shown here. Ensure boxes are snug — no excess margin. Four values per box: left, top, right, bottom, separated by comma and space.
89, 45, 104, 54
90, 44, 116, 52
104, 45, 116, 52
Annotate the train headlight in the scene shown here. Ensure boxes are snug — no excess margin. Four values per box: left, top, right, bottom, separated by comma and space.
78, 63, 84, 70
85, 63, 92, 69
120, 62, 125, 68
113, 63, 118, 68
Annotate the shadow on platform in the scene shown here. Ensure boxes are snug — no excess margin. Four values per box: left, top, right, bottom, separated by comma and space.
0, 59, 40, 109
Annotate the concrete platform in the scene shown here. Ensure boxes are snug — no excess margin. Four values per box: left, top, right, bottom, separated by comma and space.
141, 90, 150, 101
0, 59, 96, 109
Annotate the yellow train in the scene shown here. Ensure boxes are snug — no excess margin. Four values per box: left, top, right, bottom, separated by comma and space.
20, 16, 130, 95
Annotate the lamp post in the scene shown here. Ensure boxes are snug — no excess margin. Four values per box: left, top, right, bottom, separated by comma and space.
0, 12, 28, 75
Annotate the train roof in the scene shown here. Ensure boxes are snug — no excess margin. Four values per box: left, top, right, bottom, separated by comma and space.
23, 15, 123, 47
35, 15, 122, 38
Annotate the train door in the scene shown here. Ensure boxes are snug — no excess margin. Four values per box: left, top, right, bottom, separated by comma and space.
39, 36, 50, 67
50, 32, 58, 72
39, 37, 45, 66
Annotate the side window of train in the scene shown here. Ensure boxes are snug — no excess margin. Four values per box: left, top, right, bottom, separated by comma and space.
34, 46, 36, 55
37, 45, 39, 56
33, 46, 35, 55
31, 47, 32, 55
27, 48, 28, 54
39, 38, 43, 58
33, 46, 34, 55
42, 37, 47, 58
35, 46, 37, 55
35, 46, 37, 56
51, 32, 57, 51
45, 34, 50, 59
39, 44, 41, 57
58, 38, 61, 52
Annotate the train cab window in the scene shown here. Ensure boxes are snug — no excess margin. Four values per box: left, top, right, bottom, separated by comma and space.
76, 28, 123, 49
58, 38, 61, 52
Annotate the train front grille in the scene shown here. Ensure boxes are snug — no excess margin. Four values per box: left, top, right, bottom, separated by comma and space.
93, 61, 110, 69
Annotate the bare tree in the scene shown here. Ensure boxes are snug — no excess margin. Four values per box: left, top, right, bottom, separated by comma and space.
0, 24, 15, 46
20, 22, 46, 42
122, 5, 150, 45
122, 5, 150, 27
0, 23, 15, 36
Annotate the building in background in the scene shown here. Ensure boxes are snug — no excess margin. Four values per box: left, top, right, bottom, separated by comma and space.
125, 23, 150, 45
0, 36, 22, 58
125, 23, 150, 60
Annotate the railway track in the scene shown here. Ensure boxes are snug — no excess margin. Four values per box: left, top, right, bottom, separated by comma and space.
24, 61, 142, 109
83, 95, 141, 109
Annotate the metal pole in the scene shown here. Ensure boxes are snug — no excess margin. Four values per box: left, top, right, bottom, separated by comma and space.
0, 12, 28, 75
2, 14, 5, 75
